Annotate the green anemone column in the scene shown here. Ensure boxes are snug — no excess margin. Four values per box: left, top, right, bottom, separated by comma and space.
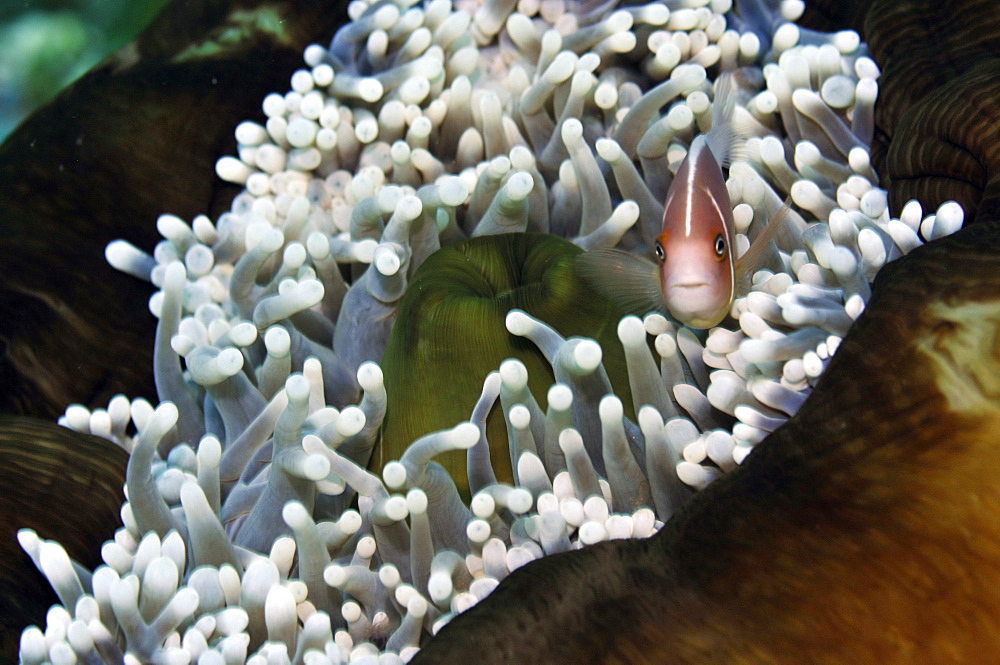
376, 232, 634, 496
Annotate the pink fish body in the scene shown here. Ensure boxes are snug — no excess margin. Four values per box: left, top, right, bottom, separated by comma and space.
577, 72, 789, 329
654, 134, 736, 328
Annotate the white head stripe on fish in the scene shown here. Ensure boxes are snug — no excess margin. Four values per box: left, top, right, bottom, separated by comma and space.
683, 136, 702, 237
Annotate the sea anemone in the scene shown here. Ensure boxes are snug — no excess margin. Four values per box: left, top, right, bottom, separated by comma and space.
15, 0, 972, 662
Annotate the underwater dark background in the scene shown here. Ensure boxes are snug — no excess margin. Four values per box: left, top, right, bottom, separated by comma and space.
0, 0, 172, 143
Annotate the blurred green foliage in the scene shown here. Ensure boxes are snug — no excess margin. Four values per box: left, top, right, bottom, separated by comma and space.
0, 0, 172, 142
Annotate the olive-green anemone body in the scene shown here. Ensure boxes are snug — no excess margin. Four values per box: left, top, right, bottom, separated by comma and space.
376, 232, 634, 496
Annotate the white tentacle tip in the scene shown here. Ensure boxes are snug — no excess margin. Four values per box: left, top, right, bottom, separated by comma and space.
439, 176, 470, 206
502, 407, 528, 436
572, 339, 603, 371
337, 406, 367, 437
672, 63, 706, 85
612, 200, 640, 228
557, 427, 584, 452
357, 362, 384, 390
216, 347, 245, 376
560, 117, 584, 145
301, 433, 324, 455
407, 594, 428, 616
285, 374, 311, 402
382, 495, 409, 522
506, 171, 534, 199
595, 138, 622, 162
323, 564, 346, 588
155, 401, 180, 425
450, 422, 480, 449
547, 383, 573, 410
264, 326, 291, 355
374, 243, 403, 275
383, 461, 407, 489
16, 529, 40, 554
506, 488, 533, 514
163, 260, 187, 288
616, 315, 646, 346
282, 501, 311, 529
303, 455, 331, 481
471, 492, 496, 519
179, 481, 207, 507
339, 510, 363, 534
598, 394, 623, 421
406, 488, 428, 514
505, 309, 534, 336
172, 587, 200, 616
676, 461, 721, 490
637, 405, 664, 433
499, 359, 528, 389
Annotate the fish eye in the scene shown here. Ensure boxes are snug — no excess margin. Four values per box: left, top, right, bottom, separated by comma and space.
654, 242, 665, 262
713, 234, 726, 258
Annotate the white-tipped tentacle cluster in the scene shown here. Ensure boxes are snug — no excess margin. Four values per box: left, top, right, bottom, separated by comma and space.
28, 0, 964, 662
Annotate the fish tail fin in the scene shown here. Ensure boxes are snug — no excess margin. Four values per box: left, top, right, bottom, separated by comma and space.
575, 249, 667, 318
734, 198, 793, 295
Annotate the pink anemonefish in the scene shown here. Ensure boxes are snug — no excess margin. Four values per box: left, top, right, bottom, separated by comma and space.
578, 73, 789, 329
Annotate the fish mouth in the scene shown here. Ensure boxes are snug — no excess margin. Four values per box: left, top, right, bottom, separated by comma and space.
665, 272, 715, 290
665, 283, 727, 329
666, 279, 716, 298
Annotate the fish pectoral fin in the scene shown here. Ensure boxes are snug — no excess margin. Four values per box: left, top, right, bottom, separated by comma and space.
735, 198, 793, 295
575, 248, 667, 317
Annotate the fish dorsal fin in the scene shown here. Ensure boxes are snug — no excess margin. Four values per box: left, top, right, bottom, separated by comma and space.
734, 199, 792, 295
704, 72, 757, 168
575, 249, 667, 317
704, 72, 738, 167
